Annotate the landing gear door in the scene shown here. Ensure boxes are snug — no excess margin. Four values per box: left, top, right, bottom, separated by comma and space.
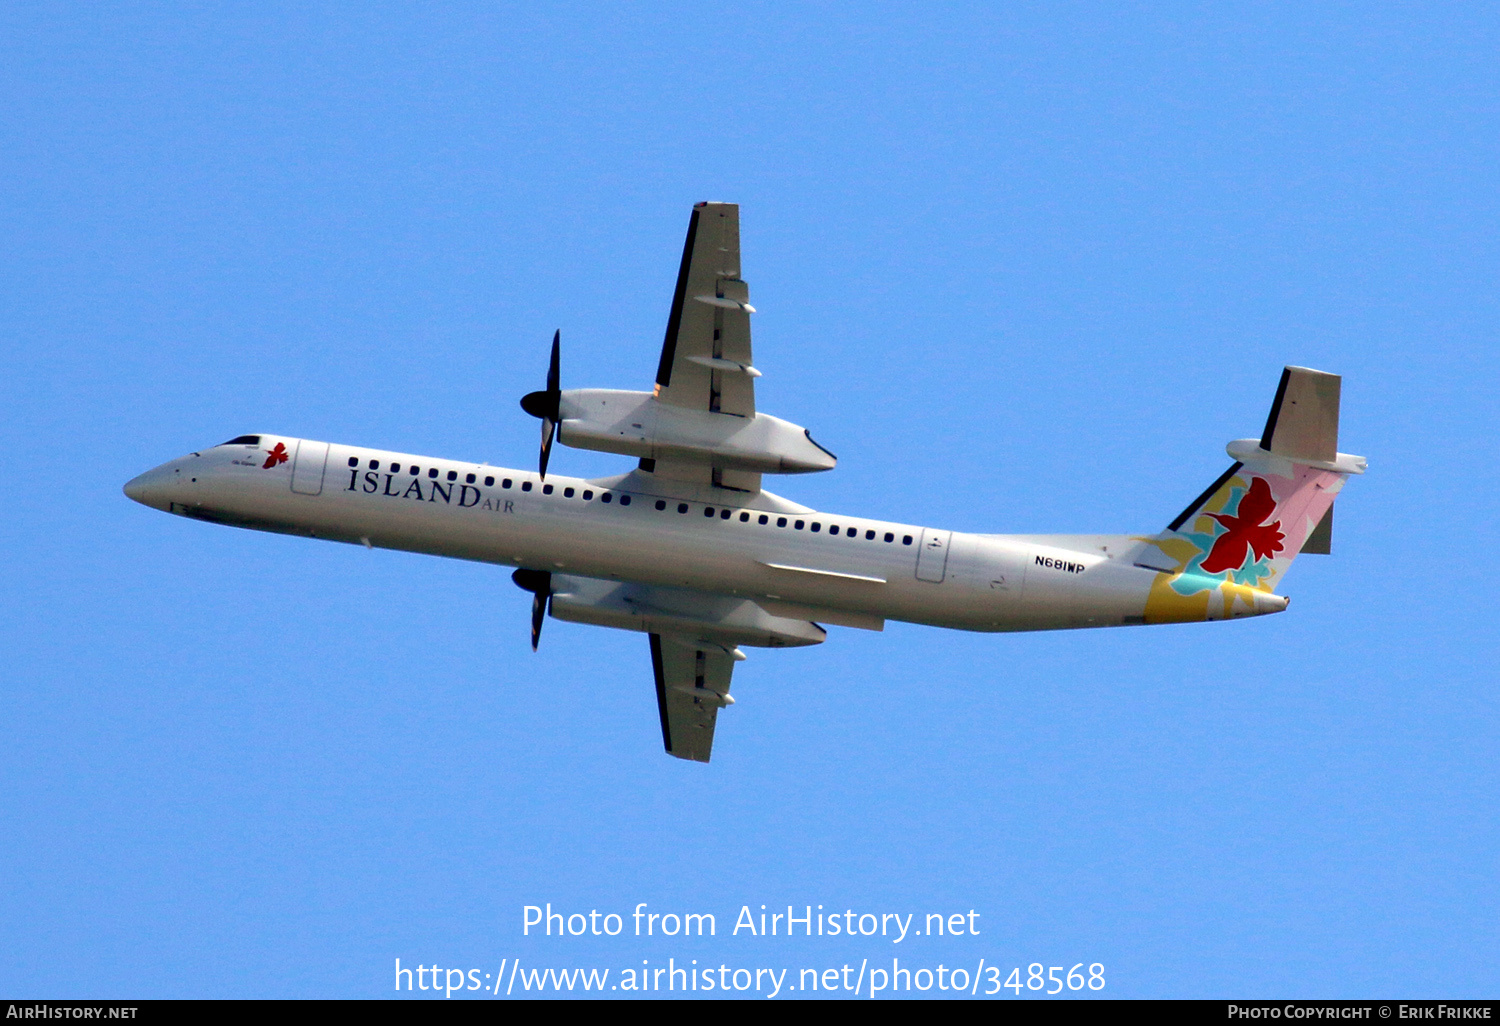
915, 528, 951, 583
291, 440, 329, 496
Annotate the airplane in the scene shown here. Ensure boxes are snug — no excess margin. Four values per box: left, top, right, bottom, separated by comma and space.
124, 201, 1366, 763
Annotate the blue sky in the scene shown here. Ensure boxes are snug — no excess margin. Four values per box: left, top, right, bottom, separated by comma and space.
2, 3, 1496, 999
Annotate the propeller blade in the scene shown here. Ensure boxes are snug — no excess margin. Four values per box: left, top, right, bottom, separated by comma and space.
511, 569, 552, 651
530, 591, 546, 651
519, 330, 563, 481
546, 328, 560, 395
539, 415, 555, 480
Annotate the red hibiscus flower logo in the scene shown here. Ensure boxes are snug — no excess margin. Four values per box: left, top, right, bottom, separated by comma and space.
1199, 477, 1285, 574
262, 442, 290, 469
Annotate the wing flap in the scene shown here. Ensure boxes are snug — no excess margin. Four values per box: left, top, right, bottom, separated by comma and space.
650, 633, 737, 763
654, 202, 756, 419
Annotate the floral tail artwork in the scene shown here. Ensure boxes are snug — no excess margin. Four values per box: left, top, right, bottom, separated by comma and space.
1141, 367, 1366, 625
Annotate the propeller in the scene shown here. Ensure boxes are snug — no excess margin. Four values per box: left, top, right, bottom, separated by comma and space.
519, 329, 562, 480
511, 568, 552, 651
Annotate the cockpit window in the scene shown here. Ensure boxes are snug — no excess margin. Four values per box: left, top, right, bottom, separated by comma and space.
222, 435, 261, 446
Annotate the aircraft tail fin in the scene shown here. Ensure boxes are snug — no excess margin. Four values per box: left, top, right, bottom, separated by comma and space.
1148, 366, 1365, 594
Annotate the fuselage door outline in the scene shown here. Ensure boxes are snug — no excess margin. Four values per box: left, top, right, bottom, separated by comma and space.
291, 440, 330, 496
915, 528, 951, 583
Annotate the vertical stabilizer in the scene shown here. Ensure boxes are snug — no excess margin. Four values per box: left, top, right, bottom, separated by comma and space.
1138, 367, 1365, 623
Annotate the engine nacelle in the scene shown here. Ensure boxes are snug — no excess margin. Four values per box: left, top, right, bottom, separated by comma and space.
555, 389, 835, 475
548, 575, 827, 649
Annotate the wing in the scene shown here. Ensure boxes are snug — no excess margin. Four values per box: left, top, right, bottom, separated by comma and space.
649, 634, 737, 763
653, 202, 758, 419
546, 574, 826, 762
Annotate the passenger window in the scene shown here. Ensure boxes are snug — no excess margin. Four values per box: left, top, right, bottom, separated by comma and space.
777, 517, 787, 527
503, 478, 513, 489
678, 503, 689, 514
620, 495, 631, 506
828, 525, 838, 535
884, 532, 894, 542
485, 476, 495, 487
347, 456, 358, 467
465, 473, 475, 484
543, 484, 554, 495
740, 512, 750, 522
655, 500, 666, 511
447, 470, 458, 481
903, 535, 913, 545
704, 507, 715, 517
428, 468, 438, 478
564, 487, 575, 498
391, 463, 401, 473
583, 490, 593, 500
758, 515, 769, 525
522, 481, 532, 492
410, 466, 420, 476
866, 530, 875, 540
795, 520, 805, 530
720, 508, 730, 519
811, 522, 821, 532
601, 493, 612, 503
370, 460, 380, 470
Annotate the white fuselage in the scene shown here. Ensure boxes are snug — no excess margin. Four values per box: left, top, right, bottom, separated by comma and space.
125, 435, 1274, 635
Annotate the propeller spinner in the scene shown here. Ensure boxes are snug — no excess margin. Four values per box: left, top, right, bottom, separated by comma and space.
519, 329, 562, 480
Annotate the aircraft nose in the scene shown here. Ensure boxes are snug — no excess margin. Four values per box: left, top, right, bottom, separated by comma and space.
123, 466, 174, 510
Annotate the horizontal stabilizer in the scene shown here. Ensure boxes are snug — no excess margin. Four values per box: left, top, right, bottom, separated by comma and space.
1261, 366, 1340, 463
